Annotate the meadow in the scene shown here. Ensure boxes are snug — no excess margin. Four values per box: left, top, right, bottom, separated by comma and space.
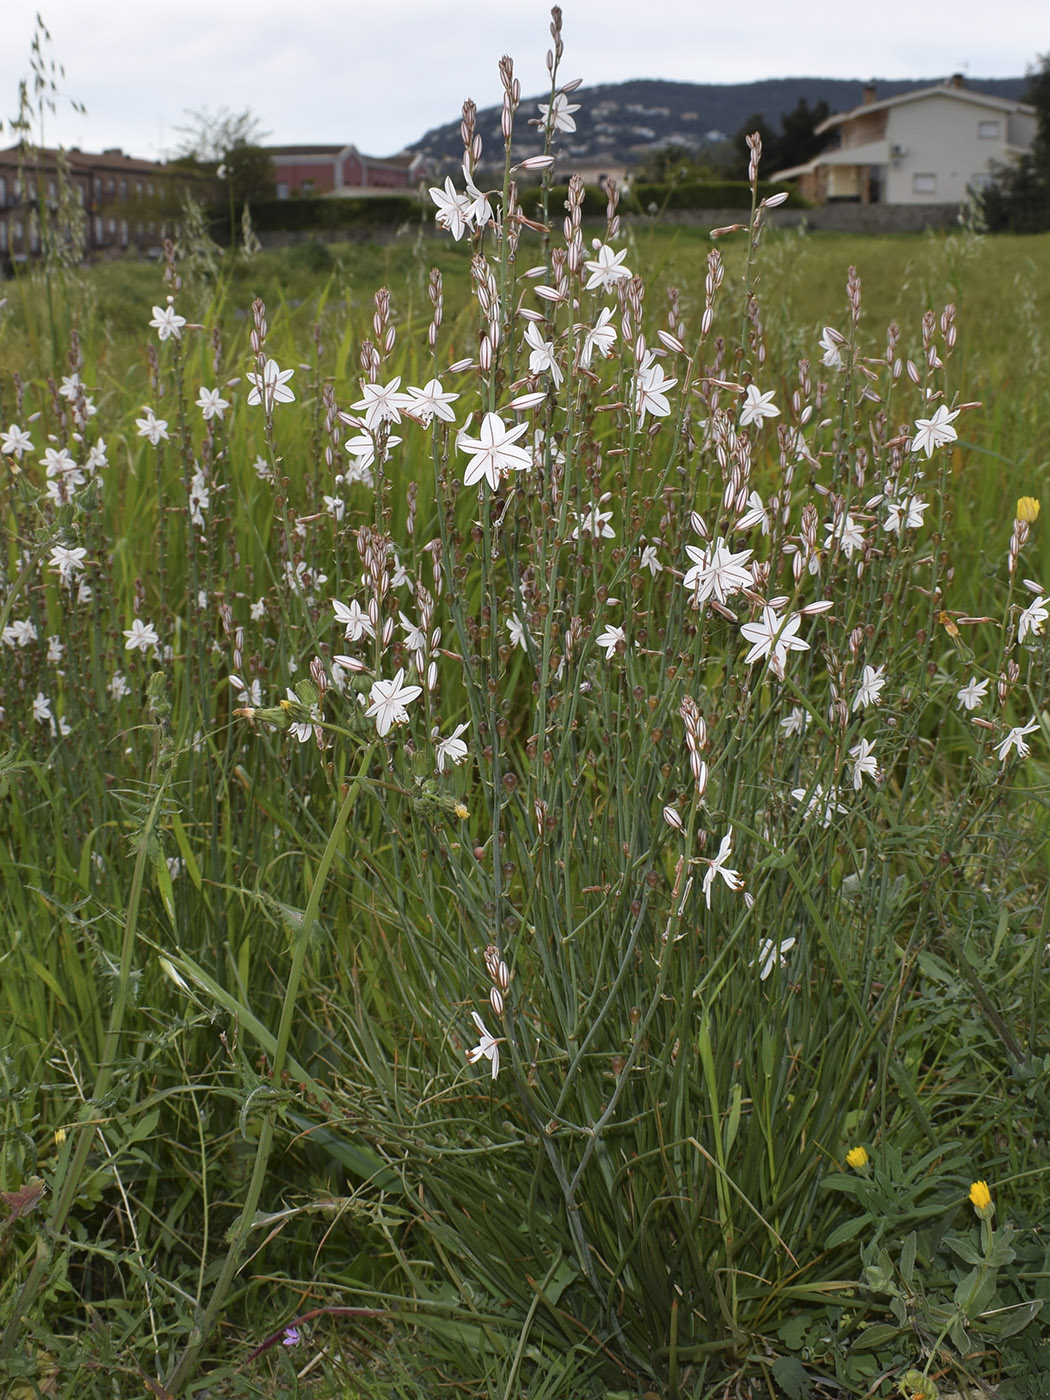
3, 30, 1050, 1400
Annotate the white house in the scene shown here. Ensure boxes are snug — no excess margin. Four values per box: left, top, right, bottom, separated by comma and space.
773, 77, 1036, 205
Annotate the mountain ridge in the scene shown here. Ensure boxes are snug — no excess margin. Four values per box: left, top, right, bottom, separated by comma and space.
413, 75, 1029, 172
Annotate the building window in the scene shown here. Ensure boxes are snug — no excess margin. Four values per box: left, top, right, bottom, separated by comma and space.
147, 181, 154, 196
0, 221, 6, 251
0, 176, 6, 205
47, 179, 57, 199
912, 173, 937, 195
135, 180, 143, 197
977, 120, 1000, 139
106, 179, 115, 196
94, 215, 102, 243
276, 182, 290, 199
107, 217, 116, 235
14, 218, 24, 242
120, 179, 127, 200
13, 177, 21, 201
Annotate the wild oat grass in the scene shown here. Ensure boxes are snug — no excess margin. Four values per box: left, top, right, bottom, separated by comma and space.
3, 13, 1050, 1399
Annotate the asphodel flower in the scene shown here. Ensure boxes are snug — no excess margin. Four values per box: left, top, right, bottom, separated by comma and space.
1016, 496, 1040, 523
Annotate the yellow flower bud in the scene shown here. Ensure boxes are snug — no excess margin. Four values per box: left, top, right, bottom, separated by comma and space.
1016, 497, 1040, 523
846, 1145, 869, 1170
454, 802, 469, 820
969, 1179, 994, 1218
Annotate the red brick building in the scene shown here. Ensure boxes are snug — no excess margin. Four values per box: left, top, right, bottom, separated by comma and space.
268, 144, 429, 198
0, 144, 188, 262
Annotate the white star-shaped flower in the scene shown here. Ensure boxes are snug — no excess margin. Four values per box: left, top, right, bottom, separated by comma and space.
49, 545, 88, 586
538, 91, 580, 133
123, 618, 159, 652
524, 321, 563, 386
595, 622, 627, 658
366, 668, 423, 737
333, 598, 375, 642
682, 538, 753, 606
135, 409, 169, 445
572, 497, 615, 540
956, 676, 989, 712
911, 404, 960, 457
994, 717, 1040, 761
1, 424, 33, 458
819, 327, 844, 369
579, 306, 617, 368
465, 1010, 501, 1079
702, 832, 744, 908
458, 412, 532, 490
507, 613, 530, 651
825, 513, 866, 559
751, 937, 796, 980
246, 358, 295, 410
196, 386, 230, 421
428, 176, 474, 241
406, 379, 459, 426
150, 303, 186, 341
434, 721, 470, 773
852, 664, 886, 712
884, 494, 929, 534
849, 737, 879, 790
583, 243, 631, 293
740, 606, 808, 679
352, 376, 412, 430
1017, 596, 1049, 644
791, 784, 848, 828
739, 385, 780, 427
634, 355, 677, 424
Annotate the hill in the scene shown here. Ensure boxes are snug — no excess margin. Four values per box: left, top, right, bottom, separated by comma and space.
414, 75, 1029, 174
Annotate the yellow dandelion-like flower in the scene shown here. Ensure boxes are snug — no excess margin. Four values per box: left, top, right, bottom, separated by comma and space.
969, 1179, 994, 1218
454, 802, 469, 820
1016, 497, 1040, 523
846, 1145, 869, 1170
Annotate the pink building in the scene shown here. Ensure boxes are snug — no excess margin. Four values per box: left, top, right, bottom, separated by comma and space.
269, 145, 429, 198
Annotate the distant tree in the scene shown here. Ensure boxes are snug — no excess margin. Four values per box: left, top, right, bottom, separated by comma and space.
777, 97, 831, 170
634, 144, 720, 184
730, 98, 832, 179
171, 106, 275, 205
977, 53, 1050, 232
732, 111, 781, 179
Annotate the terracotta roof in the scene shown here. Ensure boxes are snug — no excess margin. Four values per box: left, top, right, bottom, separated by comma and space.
816, 83, 1036, 135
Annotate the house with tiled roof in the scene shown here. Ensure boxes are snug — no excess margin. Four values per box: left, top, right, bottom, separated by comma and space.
772, 76, 1036, 205
0, 144, 191, 261
268, 144, 429, 198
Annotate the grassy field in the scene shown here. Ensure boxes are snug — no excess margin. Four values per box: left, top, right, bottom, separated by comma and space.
3, 163, 1050, 1400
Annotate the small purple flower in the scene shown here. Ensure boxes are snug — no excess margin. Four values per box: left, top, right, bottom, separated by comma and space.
282, 1326, 301, 1347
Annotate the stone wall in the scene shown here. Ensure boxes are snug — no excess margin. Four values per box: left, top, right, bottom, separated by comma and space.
660, 202, 970, 234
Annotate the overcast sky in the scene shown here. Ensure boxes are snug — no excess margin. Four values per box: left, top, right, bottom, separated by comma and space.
2, 0, 1046, 162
